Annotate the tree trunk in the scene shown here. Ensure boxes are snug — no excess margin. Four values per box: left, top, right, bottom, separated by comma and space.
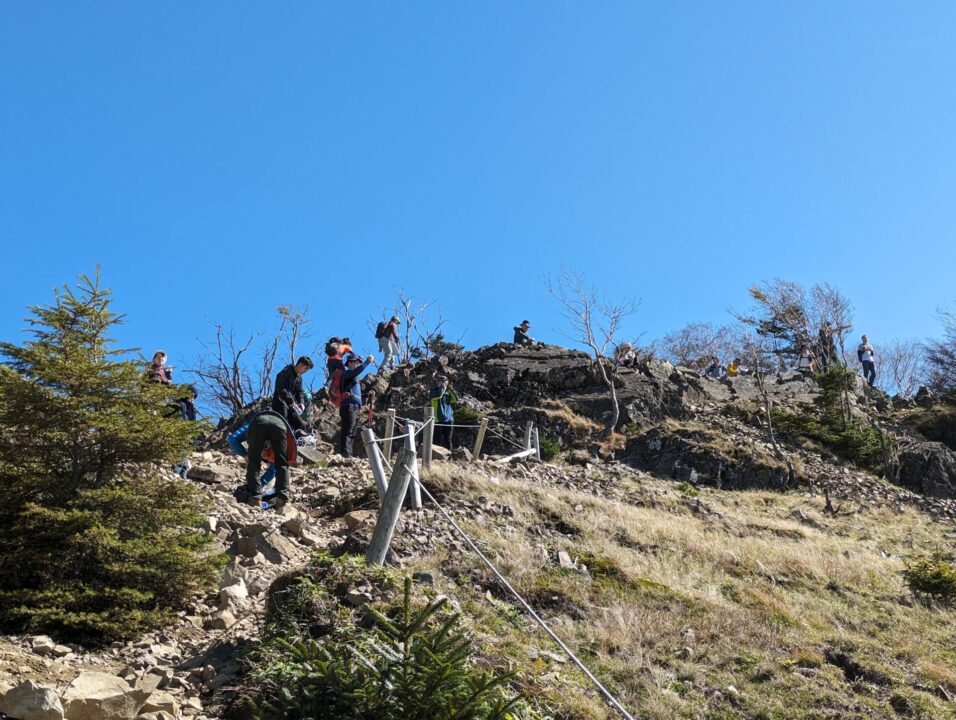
594, 357, 619, 438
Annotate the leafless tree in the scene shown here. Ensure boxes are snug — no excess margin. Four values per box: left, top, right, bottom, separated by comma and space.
191, 324, 259, 417
739, 279, 854, 369
547, 270, 639, 438
924, 306, 956, 395
741, 333, 796, 486
876, 338, 926, 397
190, 305, 315, 418
657, 321, 745, 368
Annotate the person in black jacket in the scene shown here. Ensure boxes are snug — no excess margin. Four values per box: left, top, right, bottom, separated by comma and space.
272, 356, 313, 432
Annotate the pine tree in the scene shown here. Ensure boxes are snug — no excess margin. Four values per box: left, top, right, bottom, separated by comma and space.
0, 270, 223, 644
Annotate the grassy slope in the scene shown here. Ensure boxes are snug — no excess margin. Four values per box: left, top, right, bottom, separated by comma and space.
413, 463, 956, 720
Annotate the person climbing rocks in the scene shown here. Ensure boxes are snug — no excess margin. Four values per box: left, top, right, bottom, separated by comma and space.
376, 316, 401, 369
703, 356, 723, 378
242, 409, 298, 510
229, 418, 276, 490
165, 384, 198, 478
338, 353, 374, 457
858, 334, 877, 387
145, 350, 172, 384
513, 320, 534, 346
429, 375, 459, 450
272, 356, 313, 433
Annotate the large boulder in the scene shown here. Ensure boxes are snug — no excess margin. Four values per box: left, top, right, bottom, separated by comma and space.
61, 671, 149, 720
895, 442, 956, 499
0, 680, 64, 720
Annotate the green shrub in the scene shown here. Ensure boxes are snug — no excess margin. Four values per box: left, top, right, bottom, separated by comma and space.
773, 366, 891, 470
538, 435, 560, 461
904, 551, 956, 602
454, 404, 482, 426
252, 575, 538, 720
0, 272, 224, 644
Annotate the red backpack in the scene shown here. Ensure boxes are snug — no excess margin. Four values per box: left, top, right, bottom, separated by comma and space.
327, 356, 350, 408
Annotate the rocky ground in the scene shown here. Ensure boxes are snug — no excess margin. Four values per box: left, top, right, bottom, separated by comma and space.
2, 344, 954, 719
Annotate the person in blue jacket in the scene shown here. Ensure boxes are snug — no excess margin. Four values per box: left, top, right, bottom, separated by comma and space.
429, 375, 459, 450
339, 353, 374, 457
228, 420, 276, 488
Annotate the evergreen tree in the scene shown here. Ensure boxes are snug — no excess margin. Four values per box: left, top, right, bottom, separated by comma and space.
0, 271, 223, 644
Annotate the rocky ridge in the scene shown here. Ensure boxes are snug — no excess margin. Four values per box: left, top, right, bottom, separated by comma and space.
2, 343, 954, 719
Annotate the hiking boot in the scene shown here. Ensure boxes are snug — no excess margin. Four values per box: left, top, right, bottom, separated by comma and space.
246, 494, 263, 508
272, 495, 288, 512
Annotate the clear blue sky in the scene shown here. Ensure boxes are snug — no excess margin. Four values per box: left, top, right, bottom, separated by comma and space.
2, 3, 954, 378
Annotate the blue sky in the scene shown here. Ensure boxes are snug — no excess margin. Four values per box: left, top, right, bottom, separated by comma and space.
2, 3, 954, 383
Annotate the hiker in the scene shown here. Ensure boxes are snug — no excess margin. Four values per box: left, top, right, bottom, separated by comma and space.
228, 419, 276, 489
726, 358, 741, 378
429, 375, 459, 450
818, 323, 838, 371
701, 356, 722, 378
375, 316, 401, 370
272, 356, 313, 433
616, 343, 637, 368
797, 346, 816, 374
858, 335, 877, 387
338, 353, 374, 457
242, 410, 298, 510
513, 320, 534, 346
145, 350, 173, 385
165, 385, 198, 478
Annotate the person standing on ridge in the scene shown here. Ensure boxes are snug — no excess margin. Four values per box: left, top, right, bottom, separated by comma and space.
513, 320, 534, 346
338, 353, 374, 457
429, 375, 459, 450
376, 316, 401, 370
858, 334, 877, 387
272, 356, 313, 433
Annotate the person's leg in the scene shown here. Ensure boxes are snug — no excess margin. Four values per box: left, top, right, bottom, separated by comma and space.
388, 339, 399, 368
343, 405, 359, 457
447, 424, 454, 451
267, 419, 290, 502
379, 336, 390, 367
245, 421, 267, 496
338, 405, 349, 455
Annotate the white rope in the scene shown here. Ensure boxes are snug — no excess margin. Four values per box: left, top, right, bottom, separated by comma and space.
416, 483, 637, 720
486, 426, 528, 451
433, 422, 482, 428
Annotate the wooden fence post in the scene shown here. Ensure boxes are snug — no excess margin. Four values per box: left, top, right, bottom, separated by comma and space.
362, 428, 388, 498
472, 417, 488, 462
365, 448, 416, 565
404, 421, 423, 510
384, 409, 396, 460
423, 404, 434, 470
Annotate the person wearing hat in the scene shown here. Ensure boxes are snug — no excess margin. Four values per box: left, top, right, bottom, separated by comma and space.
243, 409, 298, 510
513, 320, 534, 346
379, 315, 401, 369
429, 375, 459, 450
338, 352, 375, 457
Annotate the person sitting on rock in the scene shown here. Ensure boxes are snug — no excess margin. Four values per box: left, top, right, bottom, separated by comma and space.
272, 356, 313, 433
229, 419, 276, 490
338, 353, 374, 458
702, 356, 723, 378
243, 410, 298, 510
857, 334, 877, 387
726, 358, 741, 378
429, 375, 459, 450
145, 350, 173, 384
513, 320, 534, 346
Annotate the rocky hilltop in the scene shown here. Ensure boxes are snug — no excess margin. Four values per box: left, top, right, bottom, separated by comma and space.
2, 343, 955, 720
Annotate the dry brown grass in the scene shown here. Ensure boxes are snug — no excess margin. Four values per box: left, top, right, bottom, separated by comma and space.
409, 462, 956, 719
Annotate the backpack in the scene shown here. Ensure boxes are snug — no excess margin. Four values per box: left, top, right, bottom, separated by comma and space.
375, 321, 388, 339
328, 366, 353, 408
